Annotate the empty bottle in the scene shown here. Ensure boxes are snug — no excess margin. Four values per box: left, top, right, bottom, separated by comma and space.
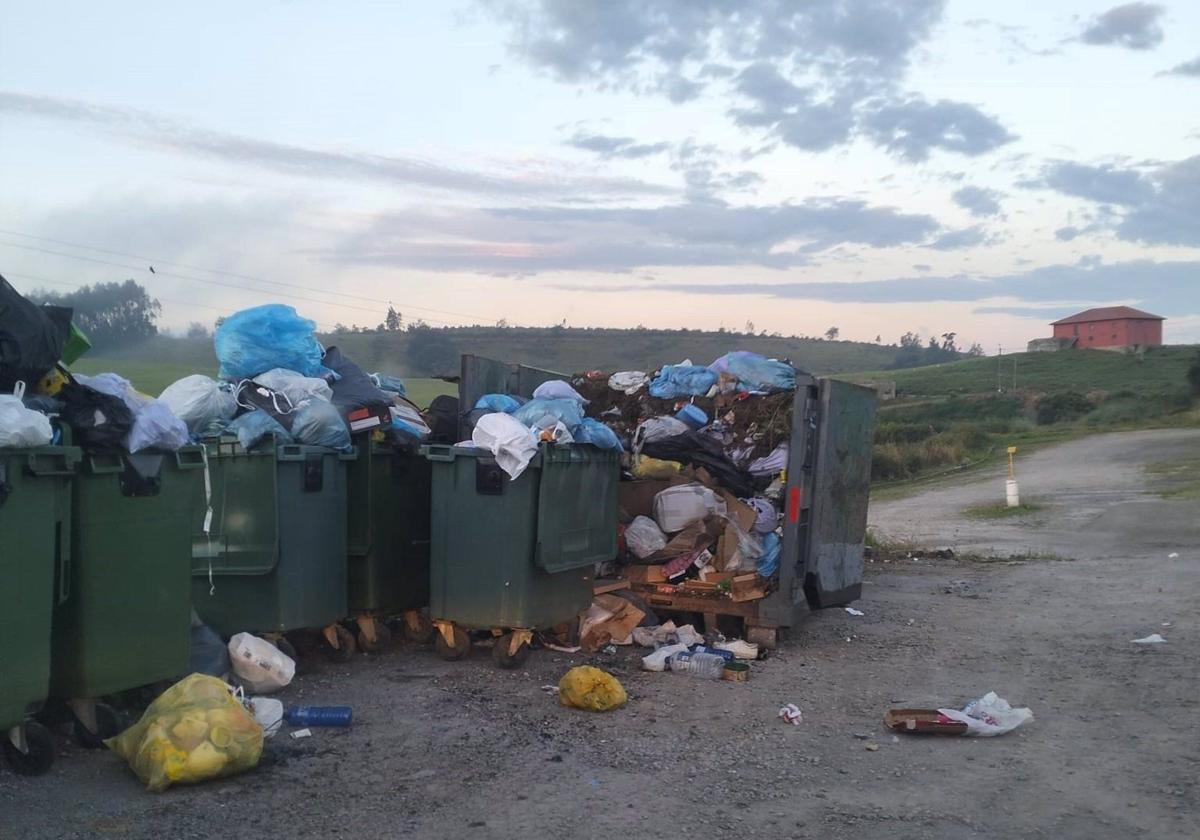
690, 645, 734, 663
284, 705, 353, 727
667, 651, 726, 680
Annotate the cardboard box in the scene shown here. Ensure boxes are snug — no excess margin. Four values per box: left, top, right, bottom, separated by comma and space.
622, 564, 667, 584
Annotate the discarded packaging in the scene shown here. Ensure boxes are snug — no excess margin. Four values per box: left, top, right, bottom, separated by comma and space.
558, 666, 627, 712
289, 728, 312, 740
886, 691, 1033, 737
248, 698, 284, 738
228, 633, 296, 694
641, 643, 689, 672
779, 703, 803, 725
845, 607, 865, 616
1131, 633, 1167, 645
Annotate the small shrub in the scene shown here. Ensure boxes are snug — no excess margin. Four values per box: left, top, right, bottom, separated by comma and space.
1035, 391, 1094, 425
875, 422, 935, 444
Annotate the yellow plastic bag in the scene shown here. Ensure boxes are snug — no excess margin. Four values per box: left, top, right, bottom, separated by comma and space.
559, 666, 627, 712
631, 455, 682, 480
105, 674, 264, 792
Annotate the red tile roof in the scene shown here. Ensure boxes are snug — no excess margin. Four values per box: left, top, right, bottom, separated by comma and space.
1051, 306, 1165, 326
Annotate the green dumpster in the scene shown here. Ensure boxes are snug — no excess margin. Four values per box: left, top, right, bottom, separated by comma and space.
0, 446, 77, 775
424, 443, 618, 667
346, 439, 432, 649
50, 446, 205, 741
192, 440, 354, 657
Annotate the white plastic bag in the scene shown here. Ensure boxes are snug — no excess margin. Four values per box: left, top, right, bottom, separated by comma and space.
608, 371, 648, 395
0, 385, 53, 448
532, 380, 589, 404
472, 413, 538, 480
937, 691, 1033, 737
253, 368, 333, 406
625, 515, 667, 559
160, 375, 237, 434
227, 633, 296, 694
633, 416, 689, 452
127, 400, 191, 453
75, 372, 150, 412
653, 484, 726, 533
247, 697, 284, 738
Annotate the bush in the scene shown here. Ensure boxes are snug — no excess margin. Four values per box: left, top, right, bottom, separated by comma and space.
1188, 352, 1200, 396
1035, 391, 1094, 425
875, 422, 935, 444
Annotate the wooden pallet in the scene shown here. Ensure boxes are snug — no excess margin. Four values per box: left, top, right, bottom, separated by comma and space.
628, 582, 783, 649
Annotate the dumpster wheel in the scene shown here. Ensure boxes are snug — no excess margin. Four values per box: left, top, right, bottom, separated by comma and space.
272, 635, 300, 664
433, 622, 471, 661
492, 631, 532, 669
3, 722, 55, 776
71, 702, 120, 749
400, 610, 436, 645
356, 617, 393, 654
321, 624, 358, 663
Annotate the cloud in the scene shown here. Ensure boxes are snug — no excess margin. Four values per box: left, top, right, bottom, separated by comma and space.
0, 90, 671, 199
1162, 56, 1200, 77
567, 131, 670, 159
862, 98, 1016, 162
927, 226, 989, 250
1039, 160, 1155, 205
326, 197, 940, 273
1079, 3, 1164, 50
952, 185, 1004, 217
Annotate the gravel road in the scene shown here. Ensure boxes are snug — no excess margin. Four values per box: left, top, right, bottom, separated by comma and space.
2, 428, 1197, 840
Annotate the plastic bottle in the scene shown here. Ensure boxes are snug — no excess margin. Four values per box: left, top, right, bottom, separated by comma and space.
690, 645, 735, 663
667, 651, 726, 680
283, 706, 353, 727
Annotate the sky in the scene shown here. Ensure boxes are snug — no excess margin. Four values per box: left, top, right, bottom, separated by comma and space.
1, 0, 1198, 351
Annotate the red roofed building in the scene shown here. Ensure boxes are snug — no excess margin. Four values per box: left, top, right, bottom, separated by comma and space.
1050, 306, 1164, 349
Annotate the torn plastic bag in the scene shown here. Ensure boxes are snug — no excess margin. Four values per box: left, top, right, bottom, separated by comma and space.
227, 410, 293, 450
745, 497, 781, 533
608, 371, 648, 395
512, 398, 583, 432
0, 384, 53, 448
532, 380, 588, 404
58, 382, 136, 450
159, 375, 237, 435
756, 531, 781, 577
749, 444, 789, 476
290, 399, 351, 450
573, 418, 622, 451
937, 692, 1034, 737
472, 412, 538, 480
74, 372, 151, 413
0, 274, 72, 391
624, 516, 667, 559
641, 431, 755, 498
537, 421, 575, 445
214, 304, 332, 381
369, 372, 406, 396
253, 368, 333, 406
710, 351, 795, 393
323, 346, 392, 416
474, 393, 524, 414
648, 364, 717, 399
127, 400, 190, 453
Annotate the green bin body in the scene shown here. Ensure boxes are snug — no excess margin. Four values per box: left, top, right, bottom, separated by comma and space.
425, 444, 618, 630
346, 441, 431, 617
0, 447, 78, 728
192, 440, 351, 635
50, 447, 204, 699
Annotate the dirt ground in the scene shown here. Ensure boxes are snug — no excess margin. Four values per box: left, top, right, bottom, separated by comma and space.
2, 428, 1197, 840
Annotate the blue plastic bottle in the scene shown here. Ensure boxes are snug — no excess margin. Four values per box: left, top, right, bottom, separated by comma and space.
284, 706, 353, 727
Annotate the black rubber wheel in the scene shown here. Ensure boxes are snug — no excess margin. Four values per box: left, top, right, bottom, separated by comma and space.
402, 612, 436, 645
272, 635, 300, 663
433, 625, 471, 661
323, 624, 357, 663
71, 703, 121, 749
3, 722, 55, 776
492, 633, 531, 669
357, 621, 393, 654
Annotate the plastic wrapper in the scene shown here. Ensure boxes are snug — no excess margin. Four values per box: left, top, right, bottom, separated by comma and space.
105, 674, 264, 792
228, 410, 293, 450
648, 364, 717, 399
558, 666, 627, 712
290, 399, 351, 450
631, 455, 682, 479
608, 371, 648, 395
159, 375, 237, 434
127, 400, 190, 453
573, 417, 622, 451
214, 304, 332, 381
512, 398, 583, 432
756, 531, 781, 577
253, 368, 333, 406
624, 515, 667, 559
0, 386, 53, 448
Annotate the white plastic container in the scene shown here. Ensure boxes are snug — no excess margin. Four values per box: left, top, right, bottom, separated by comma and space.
653, 484, 726, 533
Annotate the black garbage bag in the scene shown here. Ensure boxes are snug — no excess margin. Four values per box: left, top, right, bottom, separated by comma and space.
323, 346, 392, 415
58, 382, 135, 450
641, 430, 755, 497
0, 274, 73, 391
425, 394, 460, 443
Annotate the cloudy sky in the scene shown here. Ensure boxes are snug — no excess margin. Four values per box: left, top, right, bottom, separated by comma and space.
1, 1, 1198, 349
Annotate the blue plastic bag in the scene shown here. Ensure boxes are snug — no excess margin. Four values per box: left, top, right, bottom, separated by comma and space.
228, 410, 293, 450
573, 418, 623, 451
291, 399, 351, 450
512, 398, 584, 431
474, 393, 524, 414
648, 365, 717, 399
710, 351, 795, 392
757, 531, 782, 578
369, 373, 407, 396
214, 305, 333, 381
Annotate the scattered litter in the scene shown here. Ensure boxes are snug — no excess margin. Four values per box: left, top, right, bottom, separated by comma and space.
602, 644, 617, 655
247, 697, 284, 738
1167, 552, 1179, 559
778, 703, 803, 725
284, 706, 353, 727
714, 639, 759, 660
641, 643, 689, 672
544, 643, 582, 654
289, 728, 312, 740
558, 666, 627, 712
845, 607, 865, 616
540, 685, 560, 694
228, 633, 295, 694
1162, 622, 1172, 628
1131, 633, 1167, 645
865, 743, 880, 752
886, 691, 1033, 737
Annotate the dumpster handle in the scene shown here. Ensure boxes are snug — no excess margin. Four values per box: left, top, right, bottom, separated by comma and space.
26, 450, 76, 476
175, 447, 206, 470
338, 446, 358, 462
55, 520, 70, 606
422, 445, 457, 462
277, 445, 308, 462
87, 453, 124, 474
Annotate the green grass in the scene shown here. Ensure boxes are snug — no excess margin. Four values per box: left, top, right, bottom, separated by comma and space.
1146, 454, 1200, 500
962, 500, 1043, 520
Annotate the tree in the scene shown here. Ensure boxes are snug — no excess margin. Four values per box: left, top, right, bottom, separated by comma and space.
825, 326, 840, 341
745, 320, 755, 335
406, 327, 459, 376
967, 342, 986, 357
875, 335, 882, 344
31, 280, 160, 351
940, 332, 958, 353
1187, 351, 1200, 396
495, 318, 509, 329
385, 306, 402, 331
186, 321, 210, 339
899, 331, 922, 348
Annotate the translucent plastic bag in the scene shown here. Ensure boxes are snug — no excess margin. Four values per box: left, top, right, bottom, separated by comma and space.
228, 410, 293, 450
474, 393, 524, 414
512, 398, 583, 432
368, 372, 406, 396
648, 365, 717, 399
573, 418, 622, 451
938, 692, 1034, 737
532, 380, 588, 404
291, 399, 350, 450
0, 386, 53, 448
214, 304, 332, 381
159, 375, 237, 434
74, 372, 150, 412
105, 674, 264, 792
227, 633, 295, 694
625, 515, 667, 559
253, 368, 333, 406
756, 531, 781, 577
472, 412, 538, 480
127, 400, 190, 453
710, 351, 795, 392
559, 666, 626, 712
